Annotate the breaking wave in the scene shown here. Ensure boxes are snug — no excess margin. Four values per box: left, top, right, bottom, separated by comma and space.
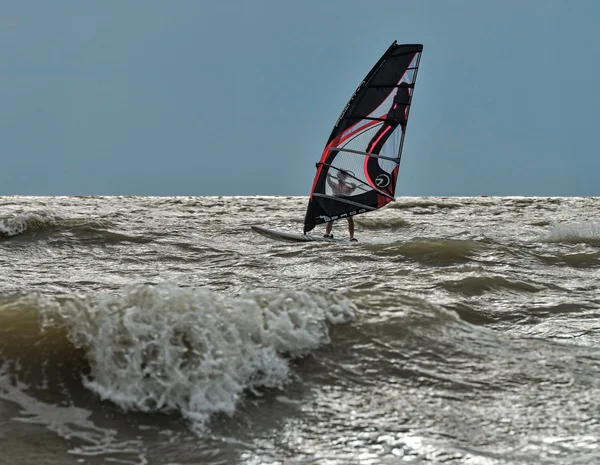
0, 211, 142, 243
0, 212, 59, 238
0, 284, 357, 431
543, 222, 600, 245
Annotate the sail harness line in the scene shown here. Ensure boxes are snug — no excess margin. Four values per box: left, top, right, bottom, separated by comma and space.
317, 162, 396, 201
327, 147, 400, 163
312, 193, 377, 211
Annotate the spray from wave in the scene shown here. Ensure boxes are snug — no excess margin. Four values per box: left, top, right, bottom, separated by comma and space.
543, 222, 600, 245
0, 212, 58, 238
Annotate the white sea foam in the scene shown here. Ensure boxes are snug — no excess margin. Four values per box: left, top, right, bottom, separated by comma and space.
0, 212, 57, 236
55, 284, 357, 429
544, 222, 600, 243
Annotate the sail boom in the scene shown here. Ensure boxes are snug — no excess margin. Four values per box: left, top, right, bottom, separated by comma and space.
327, 147, 400, 163
312, 193, 378, 211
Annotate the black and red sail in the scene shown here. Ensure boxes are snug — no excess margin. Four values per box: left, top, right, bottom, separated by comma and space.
303, 42, 423, 233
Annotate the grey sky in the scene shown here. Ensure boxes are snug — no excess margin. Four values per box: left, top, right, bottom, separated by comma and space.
2, 0, 599, 196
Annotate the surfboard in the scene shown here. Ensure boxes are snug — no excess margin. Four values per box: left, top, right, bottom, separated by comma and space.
251, 226, 352, 243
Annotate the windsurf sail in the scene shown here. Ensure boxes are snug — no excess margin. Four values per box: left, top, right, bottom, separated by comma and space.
303, 42, 423, 233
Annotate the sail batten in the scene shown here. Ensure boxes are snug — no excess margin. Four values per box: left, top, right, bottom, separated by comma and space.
303, 42, 423, 233
327, 147, 400, 163
340, 113, 411, 122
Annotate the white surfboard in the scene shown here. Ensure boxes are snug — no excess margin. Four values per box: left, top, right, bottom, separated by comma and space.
251, 226, 353, 243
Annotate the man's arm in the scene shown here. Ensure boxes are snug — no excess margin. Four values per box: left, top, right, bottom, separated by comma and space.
326, 174, 337, 190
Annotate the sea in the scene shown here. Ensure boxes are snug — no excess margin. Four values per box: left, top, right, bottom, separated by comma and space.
1, 195, 599, 465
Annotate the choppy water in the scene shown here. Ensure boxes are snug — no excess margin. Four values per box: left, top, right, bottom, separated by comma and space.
1, 195, 600, 465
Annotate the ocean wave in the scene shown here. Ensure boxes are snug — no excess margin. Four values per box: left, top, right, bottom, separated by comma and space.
0, 211, 147, 244
68, 226, 153, 244
439, 275, 545, 296
0, 284, 356, 431
0, 212, 58, 238
355, 216, 410, 230
388, 199, 462, 210
543, 222, 600, 245
365, 238, 481, 264
553, 251, 600, 268
0, 362, 147, 464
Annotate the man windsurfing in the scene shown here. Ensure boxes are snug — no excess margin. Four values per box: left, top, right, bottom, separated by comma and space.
323, 169, 358, 241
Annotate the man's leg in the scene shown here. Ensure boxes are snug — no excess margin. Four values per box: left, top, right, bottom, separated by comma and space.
347, 217, 355, 239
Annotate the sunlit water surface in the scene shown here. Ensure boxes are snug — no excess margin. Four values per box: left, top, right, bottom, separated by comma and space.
1, 196, 599, 465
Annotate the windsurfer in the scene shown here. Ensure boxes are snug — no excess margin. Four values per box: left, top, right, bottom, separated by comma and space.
324, 170, 358, 241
